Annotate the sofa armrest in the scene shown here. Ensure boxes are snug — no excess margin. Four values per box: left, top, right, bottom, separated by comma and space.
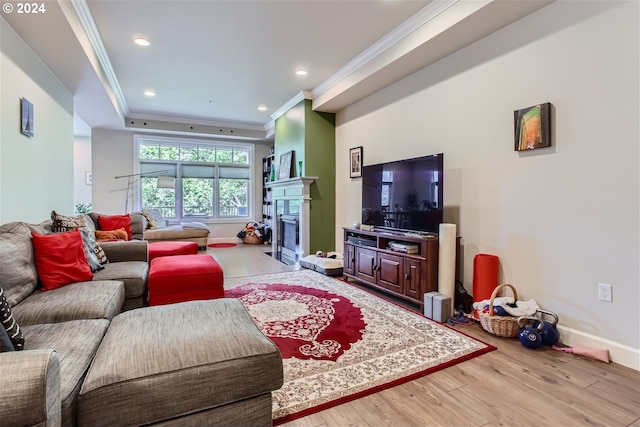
0, 350, 61, 427
100, 240, 149, 263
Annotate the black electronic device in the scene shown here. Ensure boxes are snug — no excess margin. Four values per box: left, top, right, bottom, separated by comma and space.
347, 235, 377, 247
361, 153, 443, 233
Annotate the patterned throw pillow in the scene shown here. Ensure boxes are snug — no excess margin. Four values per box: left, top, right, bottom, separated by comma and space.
80, 229, 105, 272
51, 210, 87, 233
142, 208, 167, 229
0, 288, 24, 351
94, 241, 108, 265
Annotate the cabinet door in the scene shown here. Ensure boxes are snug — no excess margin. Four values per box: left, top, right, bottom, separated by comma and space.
378, 252, 404, 294
344, 243, 356, 276
356, 247, 377, 283
404, 258, 423, 299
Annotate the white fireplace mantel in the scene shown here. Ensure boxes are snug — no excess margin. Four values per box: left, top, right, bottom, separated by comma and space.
265, 176, 317, 261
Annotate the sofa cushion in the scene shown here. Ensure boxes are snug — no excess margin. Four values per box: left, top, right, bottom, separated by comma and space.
98, 214, 132, 240
0, 222, 38, 306
78, 299, 283, 427
91, 262, 148, 299
0, 288, 24, 350
31, 231, 93, 291
23, 319, 110, 427
144, 225, 210, 241
11, 281, 124, 327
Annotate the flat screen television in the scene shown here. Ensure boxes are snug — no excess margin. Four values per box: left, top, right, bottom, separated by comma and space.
361, 153, 443, 234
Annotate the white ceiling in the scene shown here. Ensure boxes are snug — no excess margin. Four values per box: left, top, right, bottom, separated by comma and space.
3, 0, 551, 140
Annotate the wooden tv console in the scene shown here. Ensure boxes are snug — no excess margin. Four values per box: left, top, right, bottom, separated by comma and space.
343, 227, 439, 310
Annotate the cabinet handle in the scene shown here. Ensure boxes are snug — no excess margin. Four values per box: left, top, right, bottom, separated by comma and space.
405, 274, 410, 280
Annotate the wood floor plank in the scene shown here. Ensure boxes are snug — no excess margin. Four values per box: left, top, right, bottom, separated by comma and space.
217, 244, 640, 427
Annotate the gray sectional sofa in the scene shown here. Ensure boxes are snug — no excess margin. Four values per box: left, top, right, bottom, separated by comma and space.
0, 219, 284, 427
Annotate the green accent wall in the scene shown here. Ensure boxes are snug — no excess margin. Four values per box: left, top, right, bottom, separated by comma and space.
274, 99, 336, 252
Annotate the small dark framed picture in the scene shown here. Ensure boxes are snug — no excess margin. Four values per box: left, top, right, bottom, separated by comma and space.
278, 151, 293, 180
349, 146, 363, 178
514, 102, 551, 151
21, 97, 34, 138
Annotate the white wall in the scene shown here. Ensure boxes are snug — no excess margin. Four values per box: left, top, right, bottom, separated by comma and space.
74, 135, 92, 209
335, 1, 639, 367
91, 128, 272, 239
0, 17, 74, 223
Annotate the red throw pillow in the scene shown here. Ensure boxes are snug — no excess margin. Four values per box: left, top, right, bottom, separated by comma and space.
98, 214, 132, 240
31, 231, 93, 291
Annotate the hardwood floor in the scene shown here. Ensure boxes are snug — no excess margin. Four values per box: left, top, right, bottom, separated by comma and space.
207, 243, 640, 427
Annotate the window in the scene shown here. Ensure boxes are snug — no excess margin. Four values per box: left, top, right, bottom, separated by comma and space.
136, 137, 252, 221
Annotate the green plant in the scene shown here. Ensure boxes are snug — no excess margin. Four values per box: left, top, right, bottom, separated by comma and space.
75, 202, 92, 214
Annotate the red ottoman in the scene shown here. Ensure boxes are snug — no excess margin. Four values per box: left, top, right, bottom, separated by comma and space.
148, 254, 224, 306
148, 241, 198, 262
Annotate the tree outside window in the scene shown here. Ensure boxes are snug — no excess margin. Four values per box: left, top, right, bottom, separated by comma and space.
136, 138, 251, 221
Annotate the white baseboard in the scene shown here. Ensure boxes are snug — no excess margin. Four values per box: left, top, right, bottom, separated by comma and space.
558, 325, 640, 371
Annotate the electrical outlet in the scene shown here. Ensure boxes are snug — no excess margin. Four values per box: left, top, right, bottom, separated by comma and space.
598, 283, 612, 302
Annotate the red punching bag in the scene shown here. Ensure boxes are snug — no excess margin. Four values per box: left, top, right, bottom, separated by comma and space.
473, 254, 499, 302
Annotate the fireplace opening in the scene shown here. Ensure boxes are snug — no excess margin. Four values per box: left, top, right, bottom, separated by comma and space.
278, 214, 299, 265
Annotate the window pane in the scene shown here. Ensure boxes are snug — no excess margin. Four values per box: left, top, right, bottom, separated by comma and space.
182, 178, 214, 217
198, 146, 216, 162
141, 177, 176, 218
180, 146, 198, 161
219, 178, 248, 216
216, 148, 233, 163
160, 145, 179, 160
140, 143, 160, 160
233, 148, 249, 164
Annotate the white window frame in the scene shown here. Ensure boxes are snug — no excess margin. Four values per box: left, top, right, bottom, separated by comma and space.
134, 135, 254, 223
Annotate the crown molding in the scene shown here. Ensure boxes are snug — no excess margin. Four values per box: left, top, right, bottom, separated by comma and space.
311, 0, 457, 100
270, 90, 313, 122
67, 0, 129, 118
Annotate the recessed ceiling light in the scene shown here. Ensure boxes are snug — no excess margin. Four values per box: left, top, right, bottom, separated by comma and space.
295, 68, 308, 76
144, 90, 156, 97
257, 104, 267, 112
134, 38, 150, 47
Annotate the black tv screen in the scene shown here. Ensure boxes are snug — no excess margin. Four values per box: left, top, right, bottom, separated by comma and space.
361, 153, 443, 233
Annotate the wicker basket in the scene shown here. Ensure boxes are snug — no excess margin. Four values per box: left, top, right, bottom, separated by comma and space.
478, 283, 520, 338
242, 232, 262, 245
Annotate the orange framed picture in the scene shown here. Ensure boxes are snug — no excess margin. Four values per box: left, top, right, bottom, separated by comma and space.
514, 102, 551, 151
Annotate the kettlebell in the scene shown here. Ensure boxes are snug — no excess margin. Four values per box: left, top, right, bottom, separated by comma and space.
517, 316, 545, 349
534, 309, 560, 347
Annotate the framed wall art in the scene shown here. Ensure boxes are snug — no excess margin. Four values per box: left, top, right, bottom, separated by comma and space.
349, 146, 363, 178
278, 151, 293, 180
21, 97, 34, 138
514, 102, 551, 151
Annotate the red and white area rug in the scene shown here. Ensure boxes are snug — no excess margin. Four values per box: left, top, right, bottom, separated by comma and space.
225, 270, 495, 425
